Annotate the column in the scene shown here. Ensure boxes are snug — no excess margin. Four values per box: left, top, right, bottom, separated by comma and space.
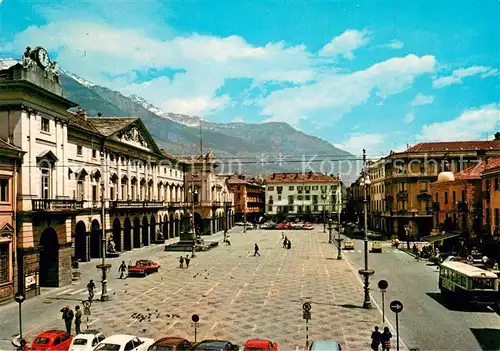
166, 184, 170, 202
152, 164, 158, 200
127, 158, 132, 200
54, 119, 60, 197
117, 155, 122, 201
62, 122, 68, 197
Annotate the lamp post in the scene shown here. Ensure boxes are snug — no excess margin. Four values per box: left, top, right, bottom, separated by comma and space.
189, 186, 198, 258
97, 179, 110, 301
336, 181, 343, 260
358, 149, 374, 309
327, 219, 333, 247
243, 209, 247, 233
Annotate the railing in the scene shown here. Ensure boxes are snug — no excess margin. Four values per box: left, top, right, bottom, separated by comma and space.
112, 200, 165, 208
212, 201, 222, 207
32, 199, 84, 211
168, 201, 184, 208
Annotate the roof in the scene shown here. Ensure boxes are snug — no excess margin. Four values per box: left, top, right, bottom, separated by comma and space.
36, 330, 66, 337
440, 261, 498, 278
66, 112, 103, 136
482, 157, 500, 173
266, 172, 338, 184
402, 140, 500, 153
310, 340, 341, 350
0, 138, 24, 154
87, 117, 138, 136
153, 337, 187, 346
100, 335, 136, 343
455, 161, 487, 180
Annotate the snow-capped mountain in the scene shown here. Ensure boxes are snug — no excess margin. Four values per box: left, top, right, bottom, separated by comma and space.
62, 71, 95, 88
128, 94, 203, 128
0, 58, 19, 70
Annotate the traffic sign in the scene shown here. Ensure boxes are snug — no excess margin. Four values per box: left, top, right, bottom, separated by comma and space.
302, 302, 311, 311
378, 280, 388, 290
390, 300, 403, 313
82, 300, 91, 308
191, 314, 199, 323
14, 292, 25, 304
83, 307, 91, 316
303, 311, 311, 320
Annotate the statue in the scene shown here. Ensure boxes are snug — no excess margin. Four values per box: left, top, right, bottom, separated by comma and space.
21, 47, 33, 69
49, 61, 59, 82
205, 149, 214, 160
107, 239, 116, 253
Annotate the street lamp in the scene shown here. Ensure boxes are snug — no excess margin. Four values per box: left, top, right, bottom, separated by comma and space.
327, 218, 333, 246
358, 149, 374, 309
335, 181, 343, 260
188, 186, 198, 258
96, 179, 110, 301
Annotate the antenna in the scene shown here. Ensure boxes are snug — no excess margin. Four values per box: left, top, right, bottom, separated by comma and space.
199, 119, 203, 157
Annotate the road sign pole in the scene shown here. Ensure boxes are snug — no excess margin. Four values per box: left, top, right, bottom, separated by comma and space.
396, 312, 399, 351
381, 291, 385, 323
18, 302, 22, 339
195, 324, 197, 343
305, 318, 309, 350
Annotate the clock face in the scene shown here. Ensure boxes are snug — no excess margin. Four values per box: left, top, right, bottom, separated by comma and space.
37, 48, 50, 68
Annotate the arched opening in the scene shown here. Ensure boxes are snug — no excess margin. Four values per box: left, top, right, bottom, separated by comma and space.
169, 214, 174, 238
194, 212, 202, 236
175, 214, 180, 237
142, 216, 149, 246
212, 217, 216, 234
123, 217, 132, 251
90, 220, 101, 259
150, 215, 156, 243
133, 217, 141, 248
39, 227, 59, 287
74, 221, 88, 262
112, 218, 121, 252
163, 215, 169, 239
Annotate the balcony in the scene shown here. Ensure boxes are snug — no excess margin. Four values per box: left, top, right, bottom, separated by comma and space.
168, 201, 184, 208
32, 199, 84, 212
112, 200, 165, 209
224, 201, 233, 207
212, 201, 223, 207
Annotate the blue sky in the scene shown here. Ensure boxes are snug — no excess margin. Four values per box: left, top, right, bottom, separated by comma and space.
1, 0, 499, 157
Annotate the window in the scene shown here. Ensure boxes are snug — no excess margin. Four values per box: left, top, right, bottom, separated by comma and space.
496, 178, 499, 191
267, 186, 274, 191
77, 179, 84, 201
305, 186, 310, 191
495, 209, 499, 226
277, 186, 283, 194
92, 185, 97, 202
435, 192, 439, 202
41, 117, 50, 132
268, 206, 272, 212
164, 167, 167, 174
277, 195, 282, 201
170, 169, 172, 176
77, 145, 83, 156
452, 191, 456, 204
110, 154, 114, 162
40, 162, 51, 199
312, 185, 318, 190
444, 192, 448, 204
305, 195, 310, 200
297, 186, 303, 191
289, 186, 294, 191
0, 179, 8, 202
92, 149, 97, 158
313, 205, 318, 211
0, 245, 8, 284
297, 195, 303, 200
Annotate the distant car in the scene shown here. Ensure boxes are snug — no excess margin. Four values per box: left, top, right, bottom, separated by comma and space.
276, 223, 290, 230
190, 340, 239, 350
290, 223, 303, 229
94, 335, 154, 351
260, 223, 276, 229
30, 330, 73, 351
309, 340, 341, 350
343, 240, 355, 250
69, 331, 106, 351
127, 260, 160, 277
302, 222, 314, 230
371, 241, 382, 253
243, 339, 278, 351
148, 337, 192, 351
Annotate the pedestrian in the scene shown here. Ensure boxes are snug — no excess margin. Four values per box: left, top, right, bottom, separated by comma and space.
74, 305, 82, 335
371, 326, 382, 350
281, 232, 285, 240
381, 327, 392, 351
415, 249, 420, 261
179, 256, 184, 268
254, 243, 260, 256
494, 261, 499, 270
118, 260, 127, 279
60, 305, 74, 334
287, 240, 291, 250
185, 255, 191, 268
283, 236, 288, 248
87, 279, 95, 303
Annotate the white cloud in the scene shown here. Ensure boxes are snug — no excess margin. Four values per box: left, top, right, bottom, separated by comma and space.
418, 103, 500, 141
432, 65, 497, 89
261, 54, 436, 127
403, 112, 415, 123
379, 39, 404, 49
319, 29, 369, 59
231, 116, 245, 123
334, 133, 386, 155
411, 93, 434, 106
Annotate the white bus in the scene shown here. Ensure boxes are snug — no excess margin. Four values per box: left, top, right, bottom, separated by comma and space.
439, 261, 499, 306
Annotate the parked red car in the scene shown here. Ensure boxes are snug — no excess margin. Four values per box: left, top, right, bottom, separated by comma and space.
243, 339, 278, 351
128, 259, 160, 277
276, 223, 290, 230
30, 330, 73, 350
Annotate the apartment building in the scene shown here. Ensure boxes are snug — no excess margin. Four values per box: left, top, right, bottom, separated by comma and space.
368, 158, 386, 232
265, 172, 340, 221
227, 175, 264, 223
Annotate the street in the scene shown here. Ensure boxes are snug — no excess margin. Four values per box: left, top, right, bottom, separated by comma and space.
341, 234, 500, 351
1, 227, 384, 350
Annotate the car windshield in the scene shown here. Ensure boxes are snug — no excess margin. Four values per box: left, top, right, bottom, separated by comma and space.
95, 343, 121, 351
472, 278, 495, 290
34, 337, 50, 345
73, 338, 88, 345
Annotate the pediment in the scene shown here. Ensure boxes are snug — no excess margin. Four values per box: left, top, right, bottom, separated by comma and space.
114, 121, 161, 154
0, 223, 14, 238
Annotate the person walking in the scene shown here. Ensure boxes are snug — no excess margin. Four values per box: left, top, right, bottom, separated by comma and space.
370, 326, 382, 350
60, 305, 74, 334
283, 236, 288, 248
287, 240, 291, 249
254, 243, 260, 256
87, 280, 95, 303
179, 256, 184, 268
381, 327, 392, 351
185, 255, 191, 268
118, 261, 127, 279
74, 306, 82, 335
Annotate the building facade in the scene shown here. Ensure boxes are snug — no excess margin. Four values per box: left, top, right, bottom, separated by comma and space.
227, 175, 264, 223
0, 140, 24, 303
265, 172, 340, 221
368, 158, 386, 232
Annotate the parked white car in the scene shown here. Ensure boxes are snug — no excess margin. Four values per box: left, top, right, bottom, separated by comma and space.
69, 331, 106, 351
93, 335, 154, 351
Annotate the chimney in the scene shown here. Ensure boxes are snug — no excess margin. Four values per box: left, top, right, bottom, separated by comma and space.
495, 132, 500, 141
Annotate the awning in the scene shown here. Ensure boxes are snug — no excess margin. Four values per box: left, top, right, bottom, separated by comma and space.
422, 232, 461, 243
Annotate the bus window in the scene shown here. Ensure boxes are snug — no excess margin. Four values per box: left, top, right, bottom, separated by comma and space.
472, 278, 495, 290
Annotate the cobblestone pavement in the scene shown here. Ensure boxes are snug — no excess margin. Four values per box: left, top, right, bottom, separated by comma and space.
7, 228, 384, 350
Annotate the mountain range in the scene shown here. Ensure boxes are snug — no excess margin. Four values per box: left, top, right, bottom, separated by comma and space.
48, 69, 356, 180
